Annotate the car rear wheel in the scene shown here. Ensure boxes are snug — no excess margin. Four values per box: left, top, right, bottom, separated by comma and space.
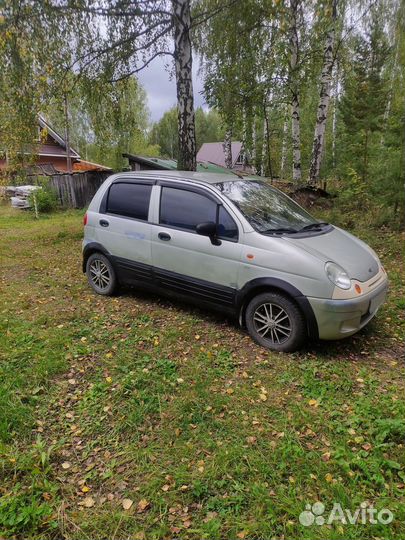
86, 253, 117, 296
245, 292, 306, 352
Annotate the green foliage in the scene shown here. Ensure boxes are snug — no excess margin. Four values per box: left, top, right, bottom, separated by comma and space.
28, 186, 58, 214
0, 439, 59, 538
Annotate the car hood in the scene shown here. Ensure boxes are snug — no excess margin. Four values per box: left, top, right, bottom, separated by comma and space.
285, 226, 380, 282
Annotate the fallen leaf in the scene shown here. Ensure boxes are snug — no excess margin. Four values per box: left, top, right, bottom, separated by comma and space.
137, 499, 150, 513
321, 452, 331, 462
122, 498, 134, 510
81, 485, 91, 493
259, 393, 268, 402
237, 531, 248, 539
83, 496, 95, 508
308, 399, 319, 407
325, 473, 333, 483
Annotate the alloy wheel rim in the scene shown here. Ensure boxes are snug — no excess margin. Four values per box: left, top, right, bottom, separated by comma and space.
253, 303, 292, 344
89, 259, 110, 290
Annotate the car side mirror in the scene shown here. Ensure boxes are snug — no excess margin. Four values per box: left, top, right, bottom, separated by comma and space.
196, 221, 221, 246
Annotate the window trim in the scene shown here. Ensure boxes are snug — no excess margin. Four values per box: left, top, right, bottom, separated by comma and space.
158, 184, 239, 243
100, 180, 154, 222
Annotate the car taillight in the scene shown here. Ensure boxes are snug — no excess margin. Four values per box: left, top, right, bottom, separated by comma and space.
83, 213, 88, 226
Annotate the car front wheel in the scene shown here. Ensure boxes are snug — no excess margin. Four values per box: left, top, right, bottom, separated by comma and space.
86, 253, 117, 296
245, 292, 306, 352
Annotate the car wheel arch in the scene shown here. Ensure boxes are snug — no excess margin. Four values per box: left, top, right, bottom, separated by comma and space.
82, 242, 112, 272
236, 278, 319, 340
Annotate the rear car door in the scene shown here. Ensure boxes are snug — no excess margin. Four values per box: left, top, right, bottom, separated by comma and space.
95, 179, 154, 284
151, 183, 242, 306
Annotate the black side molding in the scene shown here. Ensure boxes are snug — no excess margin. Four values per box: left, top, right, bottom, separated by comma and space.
236, 277, 319, 339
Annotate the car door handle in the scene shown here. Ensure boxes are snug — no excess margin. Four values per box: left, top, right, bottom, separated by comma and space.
158, 232, 171, 241
99, 219, 109, 227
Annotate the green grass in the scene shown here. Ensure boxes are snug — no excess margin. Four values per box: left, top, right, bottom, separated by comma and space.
0, 203, 404, 539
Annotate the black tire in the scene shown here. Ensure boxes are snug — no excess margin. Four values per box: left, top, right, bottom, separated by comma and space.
245, 292, 306, 352
86, 253, 117, 296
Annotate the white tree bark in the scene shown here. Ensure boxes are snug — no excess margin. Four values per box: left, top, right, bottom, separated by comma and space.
289, 0, 302, 184
63, 92, 72, 174
173, 0, 196, 171
241, 106, 248, 170
308, 0, 338, 185
332, 63, 339, 169
261, 115, 267, 176
280, 105, 288, 179
223, 128, 233, 168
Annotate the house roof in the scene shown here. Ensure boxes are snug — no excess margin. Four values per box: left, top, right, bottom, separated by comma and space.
196, 142, 243, 168
73, 159, 112, 172
122, 153, 238, 175
38, 115, 80, 159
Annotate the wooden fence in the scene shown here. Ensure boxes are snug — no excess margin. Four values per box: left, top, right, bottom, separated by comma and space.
48, 171, 110, 208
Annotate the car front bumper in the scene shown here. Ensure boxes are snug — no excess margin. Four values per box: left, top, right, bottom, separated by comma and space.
307, 278, 388, 340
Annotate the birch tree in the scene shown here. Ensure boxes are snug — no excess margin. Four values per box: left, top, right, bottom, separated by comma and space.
289, 0, 302, 184
308, 0, 338, 185
223, 129, 233, 169
173, 0, 196, 170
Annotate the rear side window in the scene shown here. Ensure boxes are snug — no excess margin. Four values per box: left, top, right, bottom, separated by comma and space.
106, 182, 152, 220
160, 187, 238, 240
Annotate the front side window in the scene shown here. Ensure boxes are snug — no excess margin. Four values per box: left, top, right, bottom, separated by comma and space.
159, 187, 238, 240
107, 182, 152, 220
214, 180, 321, 234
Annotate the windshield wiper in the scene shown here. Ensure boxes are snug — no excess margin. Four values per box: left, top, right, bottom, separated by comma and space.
299, 222, 329, 232
262, 227, 298, 235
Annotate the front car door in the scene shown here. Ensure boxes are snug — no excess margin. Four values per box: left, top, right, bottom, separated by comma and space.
150, 182, 242, 307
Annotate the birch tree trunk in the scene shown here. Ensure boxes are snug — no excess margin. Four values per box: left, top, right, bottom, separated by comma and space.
308, 0, 338, 185
173, 0, 196, 171
261, 116, 266, 176
242, 106, 248, 170
223, 128, 233, 168
63, 92, 72, 174
331, 63, 339, 169
289, 0, 302, 184
264, 108, 273, 180
280, 106, 288, 179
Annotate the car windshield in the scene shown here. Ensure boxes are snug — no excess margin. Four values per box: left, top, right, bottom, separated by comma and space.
214, 179, 319, 234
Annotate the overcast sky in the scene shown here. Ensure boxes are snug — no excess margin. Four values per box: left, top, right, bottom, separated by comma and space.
137, 54, 207, 123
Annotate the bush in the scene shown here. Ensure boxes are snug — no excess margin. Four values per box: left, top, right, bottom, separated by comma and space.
28, 187, 59, 213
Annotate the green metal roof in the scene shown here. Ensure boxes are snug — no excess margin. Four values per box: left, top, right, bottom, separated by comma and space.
123, 153, 238, 175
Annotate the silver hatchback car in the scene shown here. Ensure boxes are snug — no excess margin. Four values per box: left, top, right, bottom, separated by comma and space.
82, 171, 388, 352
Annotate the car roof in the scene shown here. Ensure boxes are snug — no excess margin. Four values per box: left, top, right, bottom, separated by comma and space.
112, 170, 258, 185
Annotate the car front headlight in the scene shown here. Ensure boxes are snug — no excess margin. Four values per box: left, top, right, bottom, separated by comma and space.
325, 261, 351, 290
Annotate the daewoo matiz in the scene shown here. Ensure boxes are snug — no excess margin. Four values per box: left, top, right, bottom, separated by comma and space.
82, 172, 388, 352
